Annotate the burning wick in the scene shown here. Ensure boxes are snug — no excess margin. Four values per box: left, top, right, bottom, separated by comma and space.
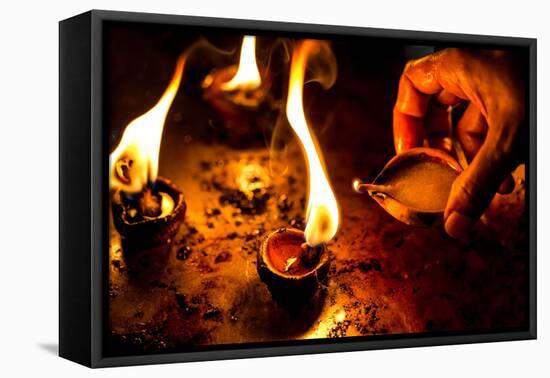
111, 177, 186, 253
123, 187, 175, 221
278, 240, 323, 275
352, 179, 362, 193
353, 179, 387, 194
300, 242, 324, 267
114, 158, 175, 220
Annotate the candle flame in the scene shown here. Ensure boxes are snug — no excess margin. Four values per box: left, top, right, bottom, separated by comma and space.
220, 36, 262, 91
286, 40, 339, 247
109, 55, 186, 193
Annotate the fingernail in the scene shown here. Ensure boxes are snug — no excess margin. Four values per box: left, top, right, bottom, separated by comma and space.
445, 212, 475, 239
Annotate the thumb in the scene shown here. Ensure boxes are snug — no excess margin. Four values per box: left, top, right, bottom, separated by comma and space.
444, 138, 513, 239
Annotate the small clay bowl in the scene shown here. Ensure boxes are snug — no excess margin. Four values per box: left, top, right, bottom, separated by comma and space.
354, 147, 462, 227
111, 176, 186, 251
202, 65, 272, 147
257, 228, 330, 308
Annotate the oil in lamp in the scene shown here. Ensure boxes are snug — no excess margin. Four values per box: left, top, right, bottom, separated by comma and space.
110, 55, 187, 254
202, 35, 272, 145
353, 147, 462, 226
257, 40, 339, 308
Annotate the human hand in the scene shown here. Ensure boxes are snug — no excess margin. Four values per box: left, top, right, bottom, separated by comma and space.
393, 48, 525, 239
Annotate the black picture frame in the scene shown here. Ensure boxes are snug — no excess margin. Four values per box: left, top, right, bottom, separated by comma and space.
59, 9, 537, 368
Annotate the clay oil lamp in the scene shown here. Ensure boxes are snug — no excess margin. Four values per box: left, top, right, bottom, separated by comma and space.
110, 55, 187, 255
202, 35, 272, 145
111, 177, 186, 251
353, 147, 463, 226
257, 228, 331, 308
257, 40, 339, 309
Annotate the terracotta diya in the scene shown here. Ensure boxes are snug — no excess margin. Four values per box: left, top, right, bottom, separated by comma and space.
354, 147, 463, 226
257, 228, 330, 308
202, 36, 273, 146
111, 176, 186, 251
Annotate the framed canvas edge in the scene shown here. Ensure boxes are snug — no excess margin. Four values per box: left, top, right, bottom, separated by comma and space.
85, 9, 537, 368
93, 331, 535, 368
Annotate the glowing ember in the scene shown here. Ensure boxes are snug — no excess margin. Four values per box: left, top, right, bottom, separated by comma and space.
286, 40, 340, 247
109, 54, 186, 193
220, 36, 262, 92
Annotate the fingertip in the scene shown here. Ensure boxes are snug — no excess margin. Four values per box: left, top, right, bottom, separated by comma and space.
444, 211, 475, 240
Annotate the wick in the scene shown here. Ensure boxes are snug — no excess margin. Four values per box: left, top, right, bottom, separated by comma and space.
354, 181, 391, 194
301, 242, 322, 266
137, 186, 162, 218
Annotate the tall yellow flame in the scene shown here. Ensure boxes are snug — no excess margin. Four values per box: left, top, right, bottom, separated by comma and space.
109, 55, 186, 193
286, 40, 339, 247
220, 36, 262, 91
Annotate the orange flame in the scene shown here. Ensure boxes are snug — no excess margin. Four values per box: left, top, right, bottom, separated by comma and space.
220, 36, 262, 91
286, 40, 339, 247
109, 55, 186, 193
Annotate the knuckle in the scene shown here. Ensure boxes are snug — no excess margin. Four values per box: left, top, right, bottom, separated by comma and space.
403, 60, 415, 75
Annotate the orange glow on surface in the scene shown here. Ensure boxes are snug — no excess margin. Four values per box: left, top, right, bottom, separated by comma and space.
286, 40, 339, 247
109, 55, 186, 193
220, 36, 262, 92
